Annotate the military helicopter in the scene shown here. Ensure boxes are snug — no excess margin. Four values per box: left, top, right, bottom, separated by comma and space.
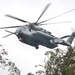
0, 3, 75, 49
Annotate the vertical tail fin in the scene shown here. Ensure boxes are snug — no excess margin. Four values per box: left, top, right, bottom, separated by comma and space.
67, 32, 75, 45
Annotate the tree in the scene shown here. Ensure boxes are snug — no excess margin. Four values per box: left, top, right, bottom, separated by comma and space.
36, 46, 75, 75
1, 44, 75, 75
0, 45, 21, 75
27, 72, 34, 75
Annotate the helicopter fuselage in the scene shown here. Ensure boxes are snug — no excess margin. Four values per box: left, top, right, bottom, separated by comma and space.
15, 25, 58, 49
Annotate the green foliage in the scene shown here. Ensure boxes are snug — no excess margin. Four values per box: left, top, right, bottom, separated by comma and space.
27, 73, 34, 75
0, 45, 21, 75
60, 47, 75, 75
36, 46, 75, 75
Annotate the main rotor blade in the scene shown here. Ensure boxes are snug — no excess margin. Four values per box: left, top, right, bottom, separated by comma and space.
3, 30, 15, 38
36, 3, 51, 23
5, 30, 15, 34
0, 26, 21, 29
5, 14, 30, 23
60, 35, 70, 39
39, 9, 75, 24
3, 33, 13, 38
39, 21, 72, 25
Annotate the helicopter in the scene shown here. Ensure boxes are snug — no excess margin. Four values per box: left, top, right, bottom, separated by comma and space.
0, 3, 75, 49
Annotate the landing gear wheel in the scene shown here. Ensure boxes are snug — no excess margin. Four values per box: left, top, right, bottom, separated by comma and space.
35, 46, 39, 49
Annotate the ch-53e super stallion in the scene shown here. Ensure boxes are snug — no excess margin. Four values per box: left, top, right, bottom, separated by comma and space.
0, 4, 75, 49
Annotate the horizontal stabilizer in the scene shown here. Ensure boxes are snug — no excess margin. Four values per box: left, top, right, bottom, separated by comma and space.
61, 35, 70, 39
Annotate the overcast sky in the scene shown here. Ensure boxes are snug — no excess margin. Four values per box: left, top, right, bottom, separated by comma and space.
0, 0, 75, 75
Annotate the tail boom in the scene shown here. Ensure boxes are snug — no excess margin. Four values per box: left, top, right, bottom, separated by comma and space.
67, 32, 75, 45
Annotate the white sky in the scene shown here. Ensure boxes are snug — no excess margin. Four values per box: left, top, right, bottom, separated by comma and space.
0, 0, 75, 75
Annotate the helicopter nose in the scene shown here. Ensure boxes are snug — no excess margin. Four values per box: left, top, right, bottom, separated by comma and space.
15, 29, 22, 35
15, 31, 23, 41
15, 31, 22, 36
15, 32, 19, 36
